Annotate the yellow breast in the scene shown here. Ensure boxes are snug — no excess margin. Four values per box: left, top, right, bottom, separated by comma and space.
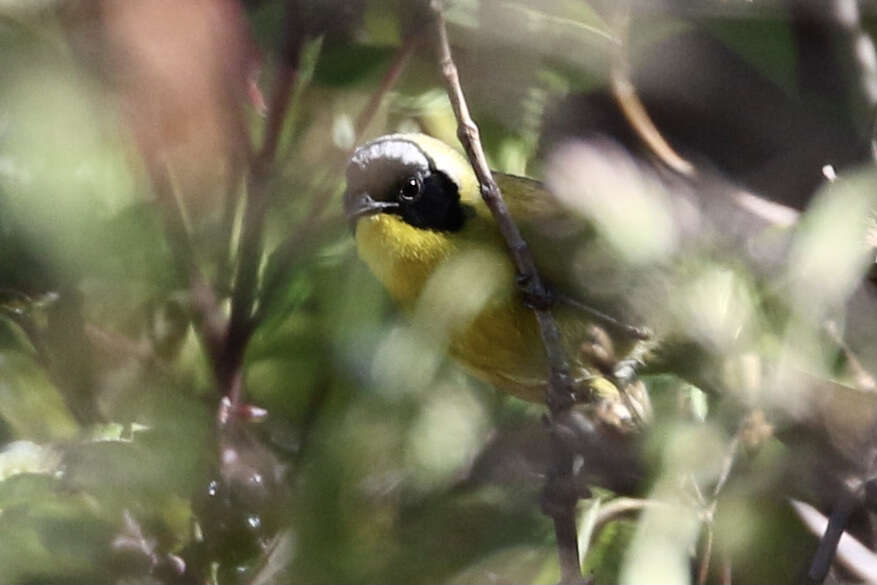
355, 212, 582, 401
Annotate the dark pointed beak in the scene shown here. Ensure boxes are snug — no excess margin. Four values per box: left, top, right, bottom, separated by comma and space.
344, 190, 400, 231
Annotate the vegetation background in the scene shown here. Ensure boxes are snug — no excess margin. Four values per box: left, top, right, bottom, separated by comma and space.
2, 0, 877, 583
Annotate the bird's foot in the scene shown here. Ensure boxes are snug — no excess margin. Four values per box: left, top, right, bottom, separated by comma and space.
612, 358, 644, 389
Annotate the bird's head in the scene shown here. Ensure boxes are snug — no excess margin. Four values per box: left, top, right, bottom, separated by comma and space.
343, 133, 485, 305
344, 133, 480, 233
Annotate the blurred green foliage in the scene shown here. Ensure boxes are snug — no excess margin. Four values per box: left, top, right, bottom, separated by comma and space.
0, 1, 876, 584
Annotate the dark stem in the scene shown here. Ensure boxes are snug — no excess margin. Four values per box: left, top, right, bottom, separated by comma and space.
807, 487, 861, 584
432, 9, 583, 583
554, 510, 586, 583
557, 294, 651, 340
790, 0, 877, 137
223, 35, 303, 406
432, 10, 574, 409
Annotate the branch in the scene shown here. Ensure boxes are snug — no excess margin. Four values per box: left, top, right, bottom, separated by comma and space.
592, 497, 667, 534
692, 426, 743, 585
579, 496, 680, 569
223, 14, 305, 406
825, 321, 876, 391
794, 498, 877, 584
790, 0, 877, 145
807, 484, 862, 584
835, 1, 877, 124
608, 7, 694, 177
432, 8, 574, 413
432, 8, 585, 583
780, 14, 877, 555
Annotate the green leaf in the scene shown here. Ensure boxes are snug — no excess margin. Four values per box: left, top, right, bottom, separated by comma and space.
0, 472, 57, 509
313, 43, 398, 87
0, 352, 78, 440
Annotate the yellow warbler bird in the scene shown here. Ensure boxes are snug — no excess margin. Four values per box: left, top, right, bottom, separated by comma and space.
344, 133, 648, 414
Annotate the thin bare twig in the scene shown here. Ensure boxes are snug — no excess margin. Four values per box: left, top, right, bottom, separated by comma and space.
592, 497, 669, 534
691, 433, 741, 585
825, 321, 877, 391
608, 8, 695, 177
432, 8, 574, 412
610, 72, 695, 178
432, 8, 585, 583
713, 437, 740, 501
578, 496, 682, 571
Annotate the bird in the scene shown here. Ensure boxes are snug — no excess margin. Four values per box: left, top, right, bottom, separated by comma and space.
343, 132, 651, 420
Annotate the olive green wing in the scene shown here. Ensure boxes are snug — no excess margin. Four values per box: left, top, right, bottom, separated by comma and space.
493, 172, 590, 287
494, 172, 641, 331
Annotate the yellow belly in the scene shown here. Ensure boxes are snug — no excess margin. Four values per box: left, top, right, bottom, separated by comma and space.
447, 298, 550, 401
354, 213, 613, 402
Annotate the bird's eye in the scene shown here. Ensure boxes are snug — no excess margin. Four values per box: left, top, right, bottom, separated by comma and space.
399, 176, 422, 202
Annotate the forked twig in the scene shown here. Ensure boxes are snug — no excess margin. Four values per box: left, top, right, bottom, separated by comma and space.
432, 7, 584, 583
690, 431, 741, 585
